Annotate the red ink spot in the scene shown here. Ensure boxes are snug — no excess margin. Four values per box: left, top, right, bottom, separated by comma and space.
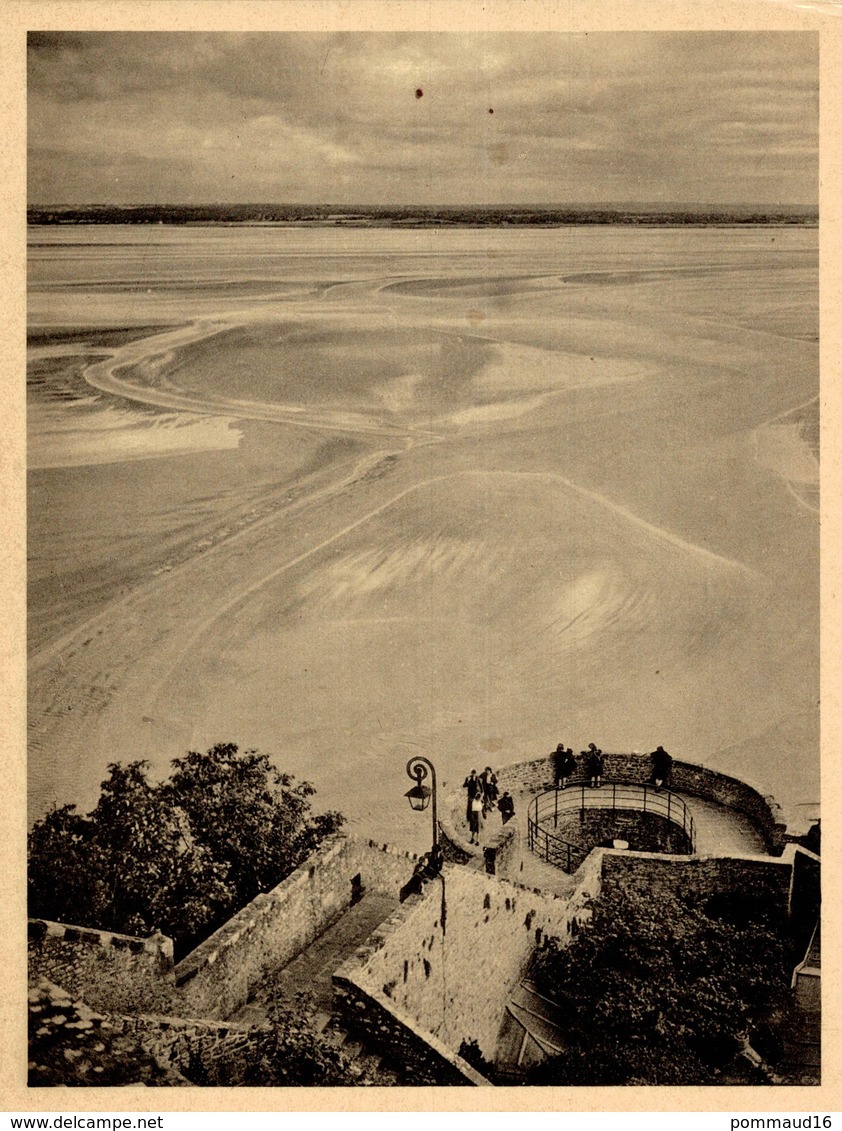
415, 88, 423, 99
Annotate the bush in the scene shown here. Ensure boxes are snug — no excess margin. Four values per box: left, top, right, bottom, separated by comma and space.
237, 996, 377, 1086
526, 887, 791, 1085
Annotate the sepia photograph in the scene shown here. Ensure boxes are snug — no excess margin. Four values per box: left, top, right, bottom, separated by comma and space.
20, 13, 822, 1098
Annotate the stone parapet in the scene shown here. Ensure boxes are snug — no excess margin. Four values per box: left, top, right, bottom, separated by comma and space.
109, 1012, 266, 1086
551, 809, 693, 862
444, 751, 787, 856
29, 835, 420, 1025
335, 863, 598, 1066
27, 920, 174, 1015
598, 848, 794, 915
332, 972, 490, 1086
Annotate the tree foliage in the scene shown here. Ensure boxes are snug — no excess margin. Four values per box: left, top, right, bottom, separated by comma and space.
28, 744, 343, 955
526, 887, 792, 1086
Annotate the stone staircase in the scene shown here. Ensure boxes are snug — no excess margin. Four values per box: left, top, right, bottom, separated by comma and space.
494, 976, 566, 1082
228, 891, 403, 1082
310, 1006, 402, 1084
775, 917, 820, 1083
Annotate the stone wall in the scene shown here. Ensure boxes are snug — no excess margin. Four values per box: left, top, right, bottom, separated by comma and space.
494, 752, 786, 852
332, 971, 489, 1086
482, 822, 519, 877
27, 920, 174, 1014
335, 863, 601, 1065
598, 849, 794, 915
109, 1012, 265, 1086
789, 846, 821, 955
174, 836, 418, 1020
28, 836, 419, 1026
553, 810, 692, 859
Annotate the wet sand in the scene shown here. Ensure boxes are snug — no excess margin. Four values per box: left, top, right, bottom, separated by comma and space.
27, 226, 819, 849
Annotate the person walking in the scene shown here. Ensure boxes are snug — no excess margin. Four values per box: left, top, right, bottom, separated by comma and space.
468, 791, 484, 845
479, 766, 499, 815
583, 743, 604, 788
498, 791, 515, 824
553, 743, 577, 789
463, 769, 483, 823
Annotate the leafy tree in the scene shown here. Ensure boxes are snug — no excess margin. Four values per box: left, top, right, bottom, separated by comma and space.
27, 805, 109, 930
86, 760, 229, 944
163, 743, 339, 912
526, 887, 791, 1086
28, 745, 343, 955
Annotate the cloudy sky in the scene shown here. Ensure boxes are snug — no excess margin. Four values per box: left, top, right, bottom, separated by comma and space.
28, 31, 818, 207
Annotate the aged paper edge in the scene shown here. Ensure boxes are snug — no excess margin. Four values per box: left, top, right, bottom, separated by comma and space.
2, 0, 838, 1115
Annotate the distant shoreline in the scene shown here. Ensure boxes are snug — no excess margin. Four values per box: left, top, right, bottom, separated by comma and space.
27, 204, 817, 229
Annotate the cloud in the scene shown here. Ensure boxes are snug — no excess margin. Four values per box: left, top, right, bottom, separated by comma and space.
27, 31, 818, 206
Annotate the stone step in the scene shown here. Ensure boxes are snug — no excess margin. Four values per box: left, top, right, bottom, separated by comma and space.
221, 890, 408, 1083
775, 1003, 821, 1080
312, 1010, 332, 1034
320, 1019, 402, 1084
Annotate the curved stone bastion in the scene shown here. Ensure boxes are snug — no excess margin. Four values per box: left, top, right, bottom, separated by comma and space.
441, 751, 789, 885
527, 782, 696, 873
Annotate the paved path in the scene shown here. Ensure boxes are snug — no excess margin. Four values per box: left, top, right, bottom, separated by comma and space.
680, 794, 767, 855
446, 781, 770, 885
228, 891, 399, 1025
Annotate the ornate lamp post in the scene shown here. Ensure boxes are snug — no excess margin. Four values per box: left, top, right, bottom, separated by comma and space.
404, 756, 445, 932
405, 756, 443, 881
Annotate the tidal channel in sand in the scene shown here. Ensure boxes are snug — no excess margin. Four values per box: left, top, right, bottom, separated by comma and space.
27, 225, 819, 850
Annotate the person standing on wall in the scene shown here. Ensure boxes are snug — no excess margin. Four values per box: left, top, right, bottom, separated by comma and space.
648, 745, 673, 791
479, 766, 498, 816
583, 743, 604, 788
553, 743, 577, 789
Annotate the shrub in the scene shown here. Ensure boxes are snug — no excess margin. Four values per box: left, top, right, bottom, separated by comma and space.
526, 887, 791, 1085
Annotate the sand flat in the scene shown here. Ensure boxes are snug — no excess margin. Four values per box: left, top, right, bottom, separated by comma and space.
27, 225, 818, 847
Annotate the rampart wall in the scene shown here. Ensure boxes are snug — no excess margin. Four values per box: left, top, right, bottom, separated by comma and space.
332, 967, 490, 1086
788, 845, 821, 956
27, 920, 174, 1014
482, 822, 519, 877
334, 856, 602, 1065
109, 1012, 265, 1086
28, 835, 419, 1022
173, 836, 419, 1019
555, 810, 693, 859
29, 822, 810, 1084
598, 849, 794, 914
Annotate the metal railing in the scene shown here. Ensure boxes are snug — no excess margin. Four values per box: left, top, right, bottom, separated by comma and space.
527, 781, 696, 874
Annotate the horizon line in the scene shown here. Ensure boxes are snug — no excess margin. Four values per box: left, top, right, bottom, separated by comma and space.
28, 200, 819, 212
